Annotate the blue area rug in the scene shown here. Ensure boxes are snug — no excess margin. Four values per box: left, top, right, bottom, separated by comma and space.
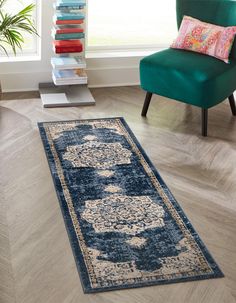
38, 117, 223, 293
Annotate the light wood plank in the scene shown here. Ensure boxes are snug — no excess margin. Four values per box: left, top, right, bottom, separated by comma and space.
0, 87, 236, 303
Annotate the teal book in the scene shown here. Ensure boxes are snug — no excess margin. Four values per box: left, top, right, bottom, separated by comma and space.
54, 32, 85, 40
55, 5, 85, 10
56, 12, 85, 20
55, 1, 86, 9
59, 0, 85, 3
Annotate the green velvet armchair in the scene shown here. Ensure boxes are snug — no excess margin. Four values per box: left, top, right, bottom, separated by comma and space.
140, 0, 236, 136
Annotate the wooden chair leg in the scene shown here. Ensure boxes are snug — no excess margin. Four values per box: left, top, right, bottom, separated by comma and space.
141, 92, 153, 116
229, 94, 236, 116
202, 108, 208, 137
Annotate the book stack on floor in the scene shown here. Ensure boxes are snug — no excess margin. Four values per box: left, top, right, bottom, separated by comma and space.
52, 0, 87, 86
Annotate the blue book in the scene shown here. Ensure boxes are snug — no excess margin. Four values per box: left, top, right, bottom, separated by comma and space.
54, 32, 85, 40
55, 1, 86, 9
55, 5, 85, 10
56, 12, 85, 20
59, 0, 85, 3
57, 0, 86, 6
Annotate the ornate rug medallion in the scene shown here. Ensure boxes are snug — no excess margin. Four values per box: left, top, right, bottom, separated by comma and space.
38, 118, 223, 293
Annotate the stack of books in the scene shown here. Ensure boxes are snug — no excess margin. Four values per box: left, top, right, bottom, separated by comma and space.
51, 56, 86, 69
52, 69, 87, 85
52, 0, 87, 86
52, 25, 84, 40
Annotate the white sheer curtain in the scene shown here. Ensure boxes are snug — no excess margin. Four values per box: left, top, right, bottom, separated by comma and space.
87, 0, 177, 49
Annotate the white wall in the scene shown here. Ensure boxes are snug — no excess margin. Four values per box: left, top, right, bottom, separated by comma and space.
0, 0, 145, 92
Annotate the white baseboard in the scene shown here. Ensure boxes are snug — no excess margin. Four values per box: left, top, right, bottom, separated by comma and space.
1, 65, 140, 92
88, 82, 140, 88
2, 88, 39, 93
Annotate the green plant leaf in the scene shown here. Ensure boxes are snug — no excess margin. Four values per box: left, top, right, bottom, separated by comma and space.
0, 2, 38, 55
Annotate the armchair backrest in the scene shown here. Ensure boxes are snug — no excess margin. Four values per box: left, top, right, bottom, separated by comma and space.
176, 0, 236, 60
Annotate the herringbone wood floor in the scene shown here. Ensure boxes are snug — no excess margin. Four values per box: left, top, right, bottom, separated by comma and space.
0, 86, 236, 303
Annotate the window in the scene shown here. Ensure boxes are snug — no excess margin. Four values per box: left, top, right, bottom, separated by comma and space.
87, 0, 177, 50
0, 0, 40, 57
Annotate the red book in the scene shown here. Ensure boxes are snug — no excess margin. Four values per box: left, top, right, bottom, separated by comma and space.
54, 46, 83, 53
53, 40, 83, 53
55, 28, 84, 34
56, 19, 83, 25
54, 40, 82, 47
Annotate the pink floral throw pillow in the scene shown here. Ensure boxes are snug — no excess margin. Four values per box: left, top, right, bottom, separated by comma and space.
171, 16, 236, 63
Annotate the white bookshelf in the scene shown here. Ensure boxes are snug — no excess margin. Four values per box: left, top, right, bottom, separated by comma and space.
39, 0, 95, 107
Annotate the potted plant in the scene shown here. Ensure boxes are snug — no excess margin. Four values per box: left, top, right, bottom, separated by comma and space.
0, 0, 38, 55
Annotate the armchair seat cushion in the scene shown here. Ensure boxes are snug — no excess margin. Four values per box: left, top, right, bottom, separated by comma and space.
140, 48, 236, 108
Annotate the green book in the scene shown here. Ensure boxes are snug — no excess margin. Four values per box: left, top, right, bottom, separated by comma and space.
54, 32, 85, 40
